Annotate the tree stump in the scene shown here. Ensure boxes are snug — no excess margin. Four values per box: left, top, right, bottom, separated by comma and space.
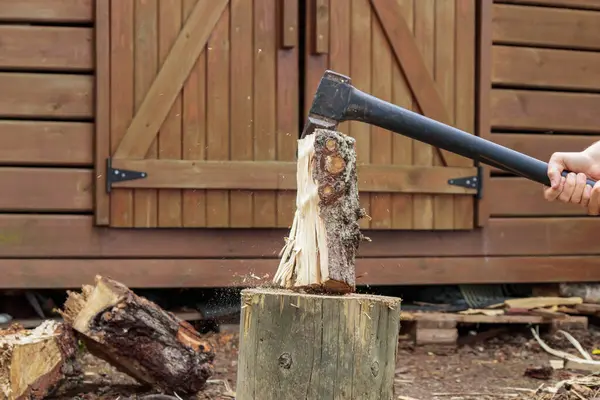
273, 129, 367, 294
0, 320, 78, 400
235, 288, 401, 400
59, 275, 215, 395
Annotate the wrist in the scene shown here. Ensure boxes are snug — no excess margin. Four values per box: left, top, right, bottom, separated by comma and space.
582, 141, 600, 161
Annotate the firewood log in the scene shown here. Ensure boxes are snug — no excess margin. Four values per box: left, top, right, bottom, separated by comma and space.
59, 275, 215, 395
273, 129, 367, 293
0, 320, 78, 400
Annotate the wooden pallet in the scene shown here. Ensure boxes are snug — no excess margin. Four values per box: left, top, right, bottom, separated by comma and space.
563, 303, 600, 317
400, 311, 589, 346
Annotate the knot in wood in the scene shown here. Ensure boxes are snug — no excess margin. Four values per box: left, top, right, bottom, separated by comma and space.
371, 361, 380, 377
325, 155, 345, 174
319, 182, 345, 205
325, 138, 337, 151
278, 352, 293, 369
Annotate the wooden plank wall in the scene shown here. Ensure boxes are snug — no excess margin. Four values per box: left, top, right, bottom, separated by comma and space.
0, 0, 94, 214
489, 1, 600, 216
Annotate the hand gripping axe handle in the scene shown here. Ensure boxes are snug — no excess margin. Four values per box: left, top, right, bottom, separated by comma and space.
301, 70, 597, 188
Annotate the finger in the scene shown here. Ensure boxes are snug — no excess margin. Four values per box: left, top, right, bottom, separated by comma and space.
558, 173, 576, 202
548, 153, 566, 188
543, 178, 564, 202
544, 186, 559, 201
581, 185, 592, 208
551, 176, 567, 201
570, 173, 588, 204
588, 183, 600, 216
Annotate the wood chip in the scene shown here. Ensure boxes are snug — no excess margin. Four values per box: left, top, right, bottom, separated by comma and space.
504, 297, 583, 310
524, 365, 554, 380
458, 309, 504, 316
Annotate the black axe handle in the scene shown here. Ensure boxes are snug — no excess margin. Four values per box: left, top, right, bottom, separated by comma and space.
305, 71, 596, 188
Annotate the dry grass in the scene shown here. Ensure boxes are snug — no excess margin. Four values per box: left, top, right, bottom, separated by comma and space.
528, 375, 600, 399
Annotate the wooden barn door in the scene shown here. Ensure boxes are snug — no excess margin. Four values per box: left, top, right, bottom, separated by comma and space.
305, 0, 479, 230
95, 0, 301, 228
95, 0, 478, 230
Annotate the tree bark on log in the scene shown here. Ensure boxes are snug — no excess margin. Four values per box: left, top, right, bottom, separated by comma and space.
0, 320, 78, 400
273, 129, 367, 293
59, 275, 215, 395
235, 288, 401, 400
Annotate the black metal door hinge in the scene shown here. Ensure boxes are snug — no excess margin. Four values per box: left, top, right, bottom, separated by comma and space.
105, 158, 148, 193
447, 166, 483, 199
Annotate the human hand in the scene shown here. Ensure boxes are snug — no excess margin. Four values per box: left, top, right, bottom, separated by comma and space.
543, 151, 600, 215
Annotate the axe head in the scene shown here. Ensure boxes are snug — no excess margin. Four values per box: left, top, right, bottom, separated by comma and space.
300, 70, 353, 138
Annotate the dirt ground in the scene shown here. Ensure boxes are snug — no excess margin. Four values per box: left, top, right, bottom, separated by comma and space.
393, 326, 600, 400
46, 323, 600, 400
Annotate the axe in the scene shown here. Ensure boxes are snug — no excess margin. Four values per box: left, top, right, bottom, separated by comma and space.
302, 70, 596, 190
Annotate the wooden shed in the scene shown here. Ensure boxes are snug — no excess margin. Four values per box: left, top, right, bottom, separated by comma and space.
0, 0, 599, 289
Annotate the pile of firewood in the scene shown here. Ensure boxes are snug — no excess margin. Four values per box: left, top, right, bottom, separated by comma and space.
0, 275, 215, 400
